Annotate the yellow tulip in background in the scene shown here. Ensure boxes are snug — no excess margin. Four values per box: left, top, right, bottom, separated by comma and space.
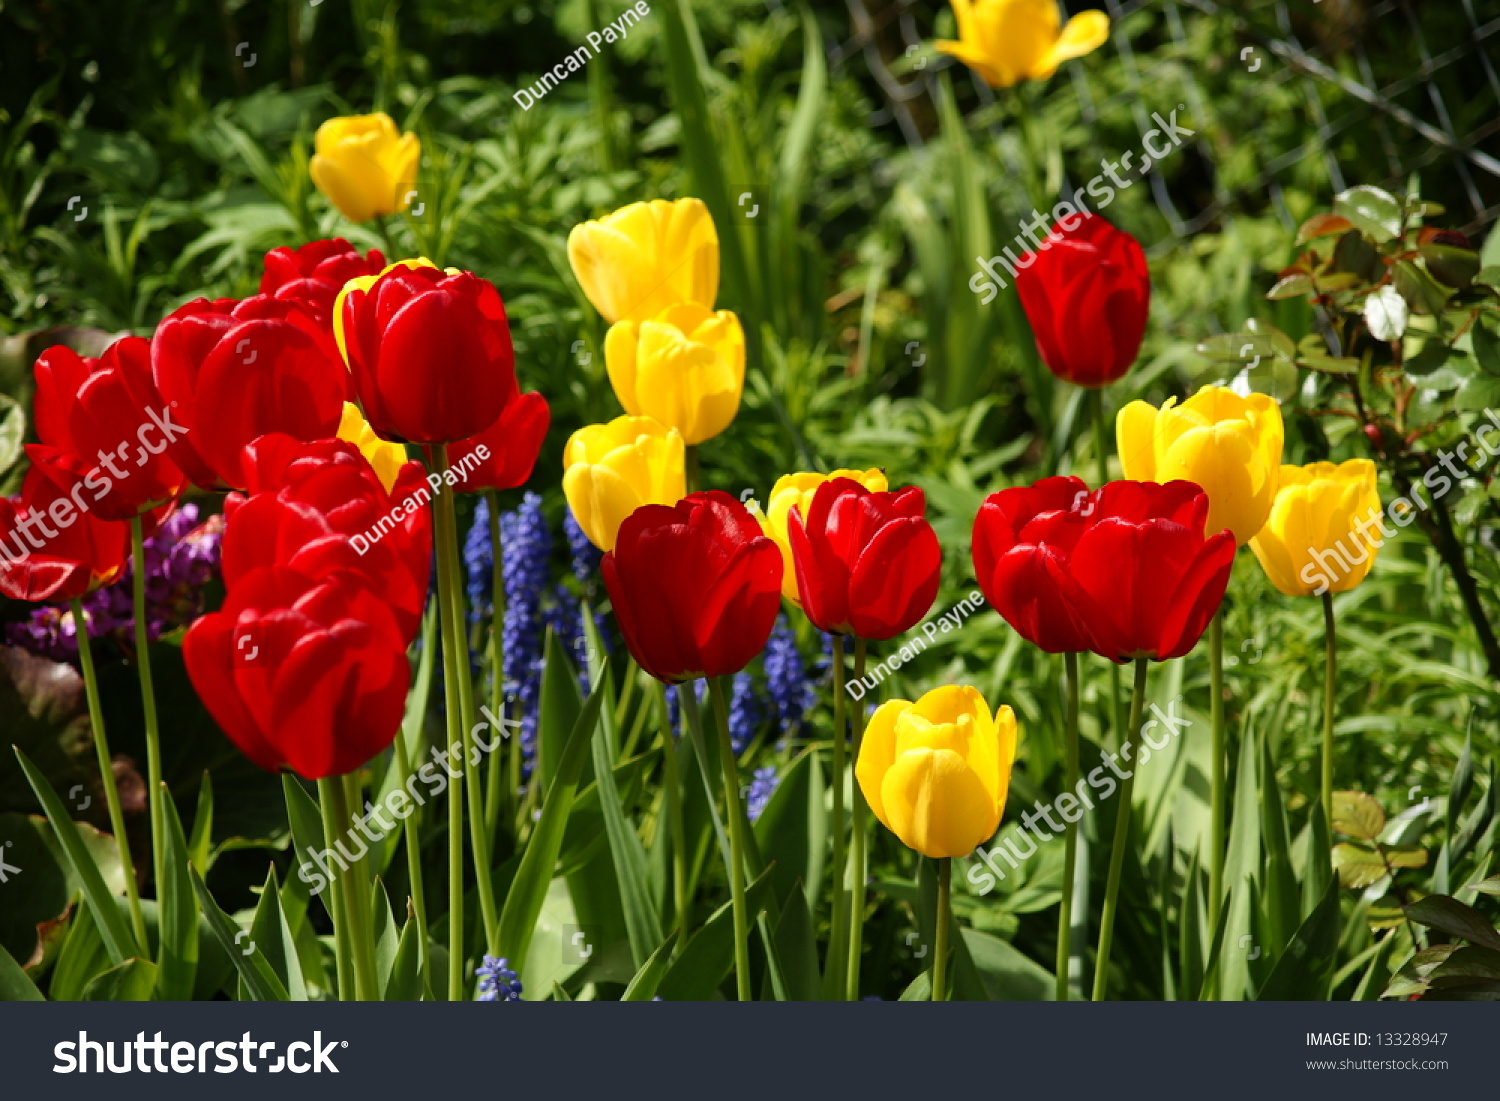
337, 402, 407, 494
856, 685, 1017, 859
1117, 385, 1285, 545
567, 198, 720, 324
1249, 459, 1382, 596
935, 0, 1110, 89
562, 414, 687, 552
760, 468, 888, 604
310, 112, 421, 224
605, 303, 746, 446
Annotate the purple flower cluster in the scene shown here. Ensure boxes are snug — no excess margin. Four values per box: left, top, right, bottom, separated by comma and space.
4, 502, 222, 663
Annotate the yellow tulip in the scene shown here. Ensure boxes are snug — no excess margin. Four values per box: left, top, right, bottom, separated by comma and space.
1116, 385, 1284, 545
562, 415, 686, 552
934, 0, 1110, 89
856, 686, 1017, 859
1249, 460, 1382, 597
604, 304, 745, 446
309, 113, 421, 224
760, 468, 888, 604
337, 402, 407, 494
566, 198, 719, 324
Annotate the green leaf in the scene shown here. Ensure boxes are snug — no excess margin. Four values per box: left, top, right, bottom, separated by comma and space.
1268, 273, 1314, 300
1258, 879, 1340, 1000
1403, 895, 1500, 951
589, 668, 661, 968
1422, 244, 1480, 290
751, 746, 826, 911
246, 864, 305, 1001
0, 940, 44, 1001
961, 928, 1054, 1000
371, 878, 398, 997
187, 772, 214, 876
82, 957, 158, 1001
1301, 799, 1333, 920
154, 788, 199, 1000
1469, 875, 1500, 897
279, 775, 326, 895
1393, 259, 1454, 316
1351, 932, 1397, 1000
1333, 842, 1388, 889
619, 936, 676, 1001
656, 866, 775, 1001
188, 866, 289, 1001
1260, 736, 1299, 954
898, 971, 932, 1000
497, 673, 607, 982
537, 628, 585, 795
1295, 213, 1354, 246
385, 914, 423, 1001
49, 902, 112, 1001
1333, 185, 1402, 241
1332, 790, 1386, 840
13, 747, 136, 963
1471, 318, 1500, 377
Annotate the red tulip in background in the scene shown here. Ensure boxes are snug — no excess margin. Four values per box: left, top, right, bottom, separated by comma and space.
788, 477, 941, 641
338, 264, 516, 445
449, 391, 551, 493
152, 296, 349, 490
183, 565, 410, 779
973, 477, 1235, 662
28, 336, 186, 523
0, 467, 129, 602
260, 237, 386, 325
222, 434, 432, 644
602, 491, 782, 683
1014, 213, 1150, 388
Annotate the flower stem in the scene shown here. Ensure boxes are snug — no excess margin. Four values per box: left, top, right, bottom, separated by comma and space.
826, 634, 848, 997
1056, 650, 1081, 1001
315, 777, 354, 1001
373, 213, 399, 260
1322, 592, 1337, 827
1091, 389, 1126, 751
334, 770, 380, 1001
932, 856, 951, 1002
129, 516, 165, 904
708, 676, 751, 1000
1092, 657, 1149, 1001
845, 638, 869, 1001
1208, 610, 1226, 931
655, 680, 690, 955
485, 490, 508, 835
424, 445, 467, 999
393, 733, 431, 993
685, 444, 700, 494
73, 599, 147, 954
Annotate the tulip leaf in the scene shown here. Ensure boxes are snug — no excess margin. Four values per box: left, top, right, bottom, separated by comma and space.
154, 787, 199, 1000
1332, 790, 1386, 840
497, 672, 607, 984
82, 957, 158, 1001
385, 914, 423, 1001
241, 864, 305, 1002
1257, 878, 1340, 1000
0, 940, 44, 1000
1351, 931, 1399, 1000
538, 628, 586, 795
13, 747, 137, 965
752, 746, 826, 912
655, 865, 774, 1001
960, 928, 1053, 1000
1301, 798, 1333, 920
619, 936, 676, 1001
189, 866, 289, 1001
187, 771, 214, 876
770, 884, 821, 1001
371, 877, 398, 997
898, 971, 932, 1000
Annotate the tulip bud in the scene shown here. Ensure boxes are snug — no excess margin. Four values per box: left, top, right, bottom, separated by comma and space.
309, 113, 421, 224
567, 198, 719, 324
933, 0, 1110, 88
761, 469, 888, 605
605, 304, 745, 446
1249, 460, 1382, 597
562, 415, 686, 552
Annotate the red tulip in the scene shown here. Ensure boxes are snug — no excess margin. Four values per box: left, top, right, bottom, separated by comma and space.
338, 264, 516, 445
1015, 213, 1150, 388
787, 478, 940, 640
183, 565, 410, 779
28, 336, 186, 522
152, 296, 349, 490
0, 467, 129, 602
222, 434, 432, 644
260, 238, 386, 326
602, 491, 782, 683
449, 391, 550, 493
975, 477, 1234, 662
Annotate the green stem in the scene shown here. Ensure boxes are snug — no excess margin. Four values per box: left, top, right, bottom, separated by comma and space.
826, 634, 848, 997
485, 490, 508, 836
130, 516, 165, 903
1208, 610, 1226, 931
425, 446, 467, 1000
685, 444, 700, 495
334, 771, 379, 1001
655, 680, 690, 954
709, 677, 751, 1000
315, 777, 354, 1001
373, 212, 399, 259
393, 733, 431, 993
1092, 658, 1149, 1001
932, 857, 951, 1002
1091, 389, 1125, 749
1057, 650, 1081, 1002
1322, 592, 1337, 827
73, 599, 147, 954
845, 638, 869, 1001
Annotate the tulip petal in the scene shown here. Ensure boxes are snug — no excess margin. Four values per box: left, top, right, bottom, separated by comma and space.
879, 747, 999, 859
855, 700, 908, 830
1116, 400, 1159, 480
